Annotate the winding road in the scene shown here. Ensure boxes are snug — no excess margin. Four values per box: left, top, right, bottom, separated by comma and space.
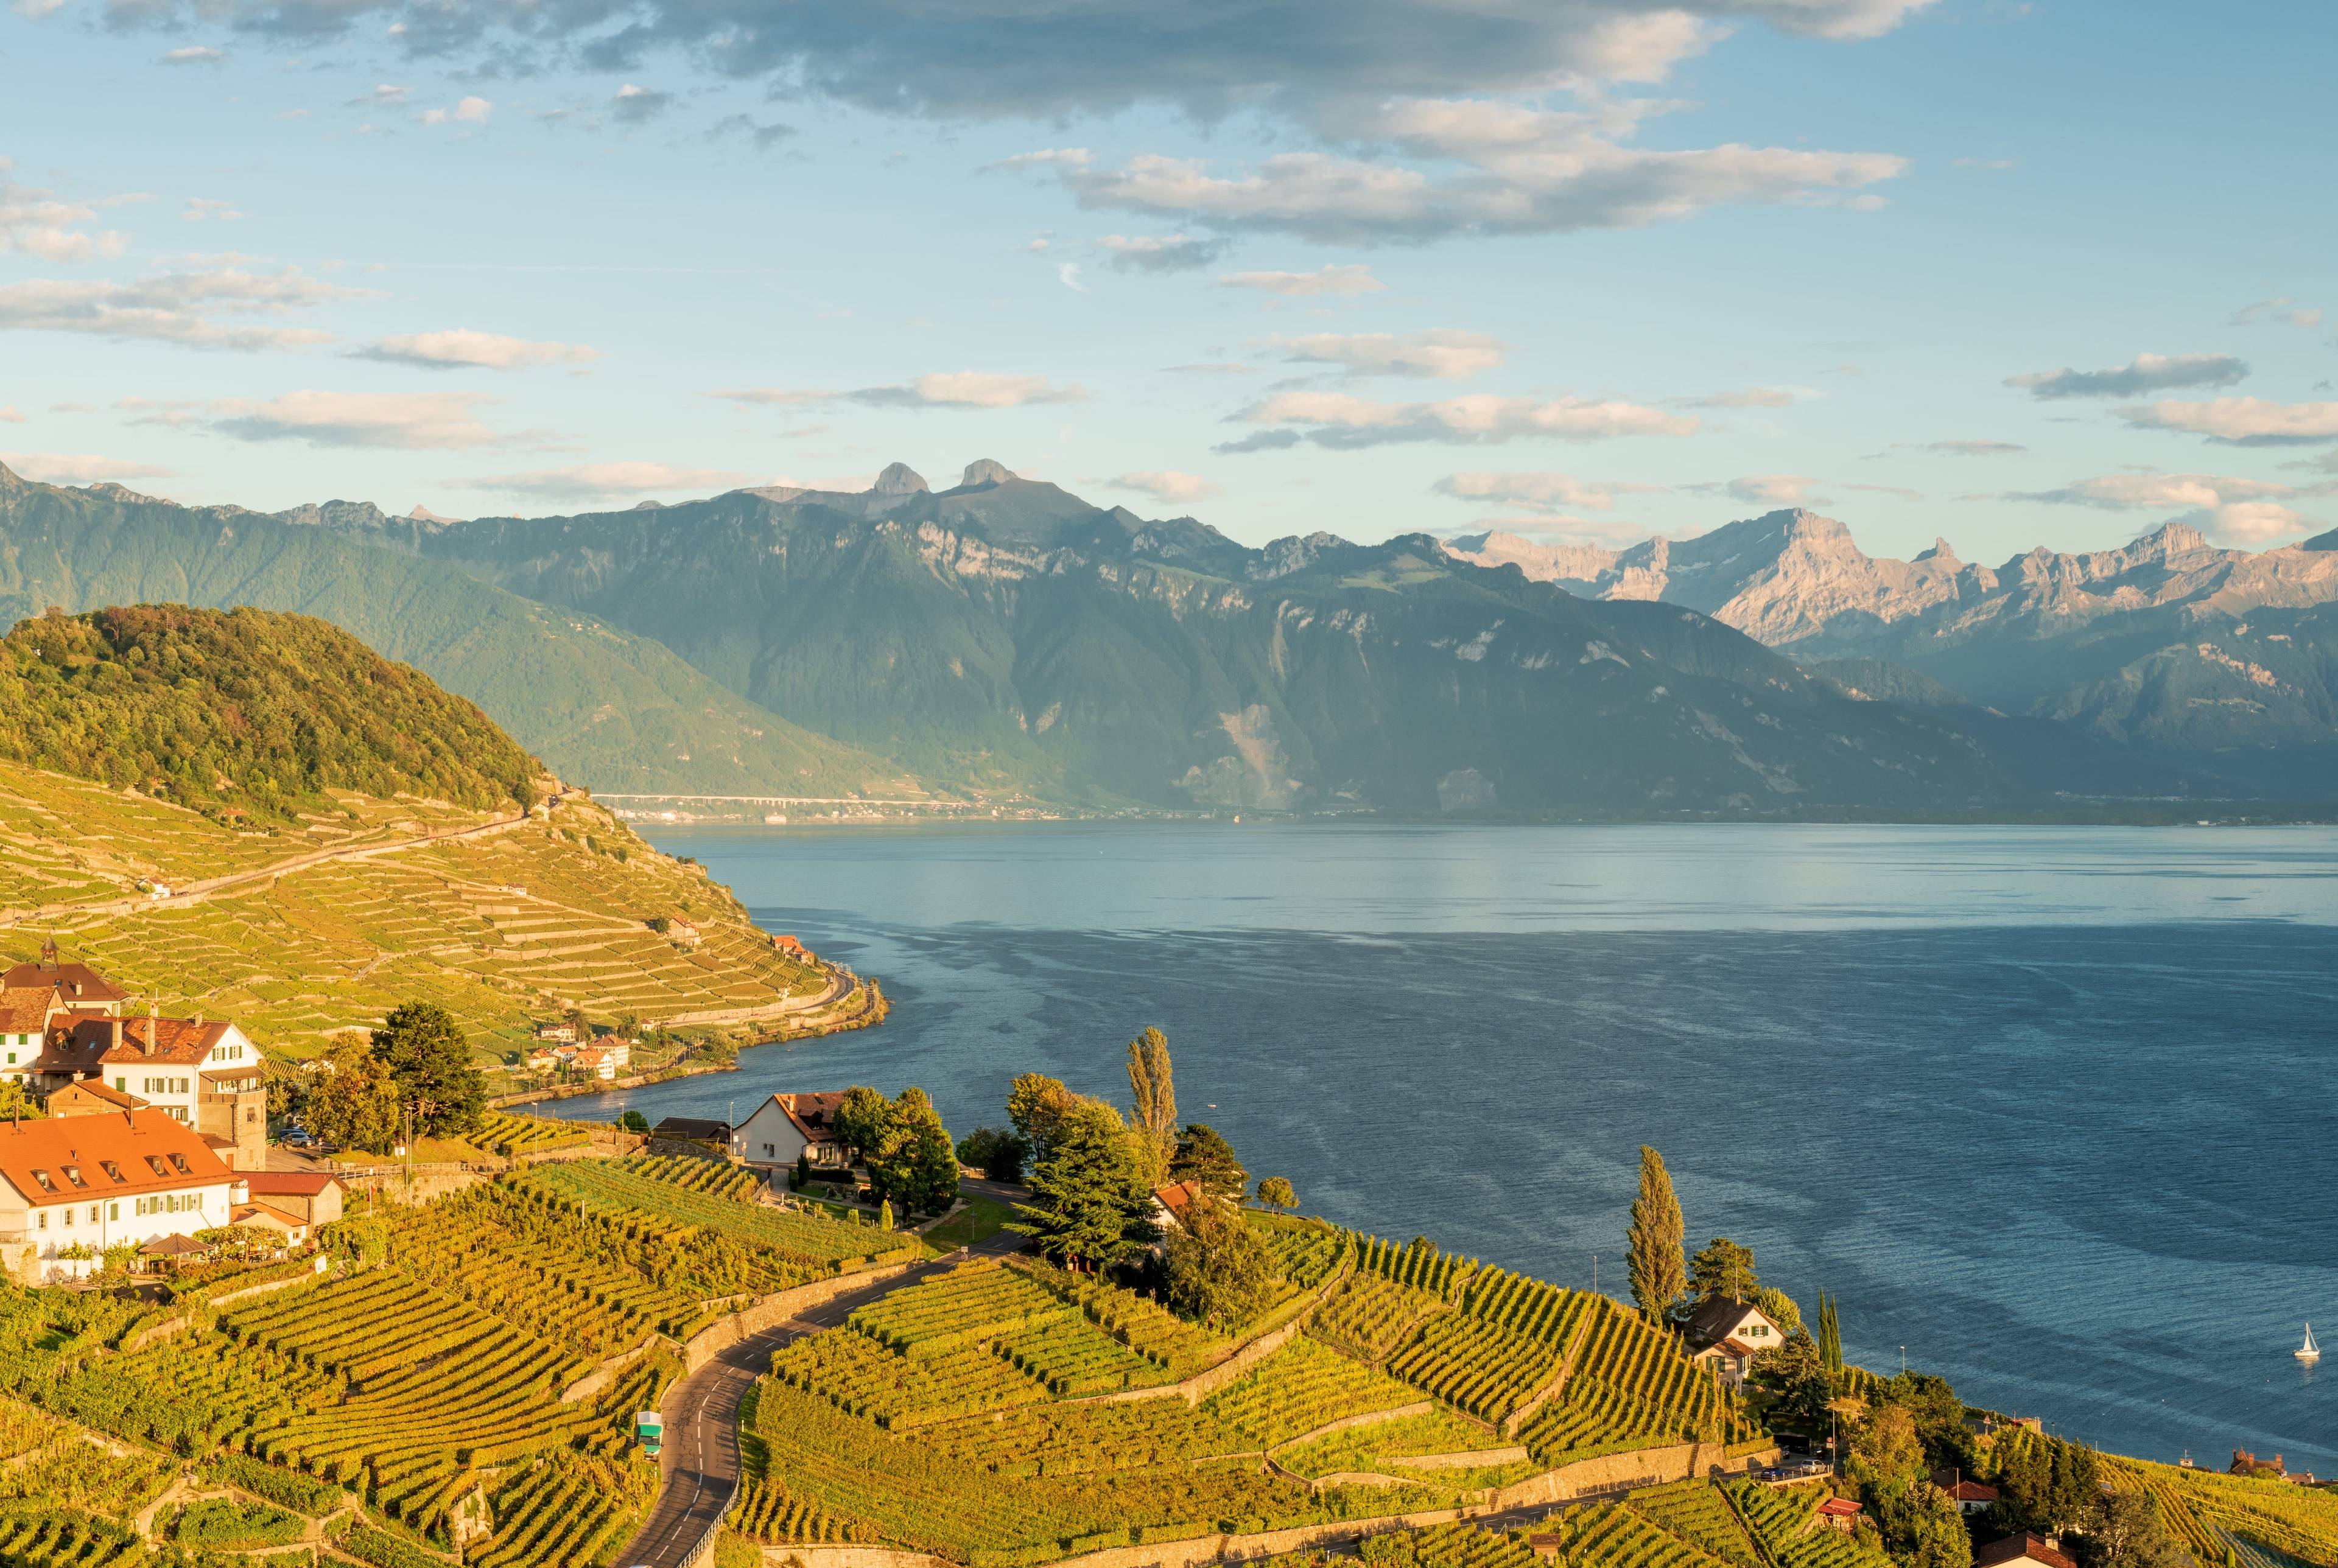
618, 1225, 1027, 1568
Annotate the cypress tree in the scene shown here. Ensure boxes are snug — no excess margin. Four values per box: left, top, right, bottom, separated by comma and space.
1626, 1144, 1687, 1326
1817, 1292, 1844, 1373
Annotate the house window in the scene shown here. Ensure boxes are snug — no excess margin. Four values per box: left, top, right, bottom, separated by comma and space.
87, 1205, 98, 1225
108, 1203, 118, 1221
62, 1207, 72, 1227
36, 1213, 45, 1231
5, 1053, 13, 1066
764, 1143, 776, 1158
116, 1076, 128, 1092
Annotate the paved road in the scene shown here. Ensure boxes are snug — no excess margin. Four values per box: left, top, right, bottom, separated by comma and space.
617, 1228, 1026, 1567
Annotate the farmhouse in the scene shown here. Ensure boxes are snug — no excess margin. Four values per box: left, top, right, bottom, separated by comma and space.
532, 1020, 577, 1044
1151, 1179, 1206, 1231
1683, 1297, 1785, 1387
1933, 1470, 2001, 1514
1815, 1497, 1862, 1533
36, 1007, 269, 1170
0, 1109, 248, 1283
2, 945, 129, 1016
734, 1091, 852, 1171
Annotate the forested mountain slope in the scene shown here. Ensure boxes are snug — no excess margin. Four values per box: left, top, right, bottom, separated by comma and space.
0, 463, 922, 801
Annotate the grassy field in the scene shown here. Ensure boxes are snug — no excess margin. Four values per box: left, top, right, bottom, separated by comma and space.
0, 760, 840, 1062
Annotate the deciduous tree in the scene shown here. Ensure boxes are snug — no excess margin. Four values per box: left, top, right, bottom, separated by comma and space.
1125, 1027, 1176, 1185
1255, 1176, 1296, 1213
2078, 1488, 2185, 1568
866, 1087, 959, 1215
303, 1039, 401, 1153
1006, 1073, 1078, 1161
1756, 1285, 1802, 1335
1627, 1145, 1687, 1326
955, 1126, 1029, 1184
1163, 1194, 1276, 1329
832, 1085, 895, 1161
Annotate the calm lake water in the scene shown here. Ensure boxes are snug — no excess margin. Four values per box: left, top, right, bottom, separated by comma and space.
545, 822, 2338, 1471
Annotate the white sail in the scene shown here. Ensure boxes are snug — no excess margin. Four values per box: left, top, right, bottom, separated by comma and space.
2298, 1323, 2320, 1361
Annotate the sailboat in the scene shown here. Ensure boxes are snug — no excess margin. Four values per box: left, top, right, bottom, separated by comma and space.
2298, 1325, 2321, 1364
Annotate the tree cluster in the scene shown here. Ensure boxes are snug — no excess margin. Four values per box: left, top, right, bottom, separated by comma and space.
833, 1085, 960, 1215
298, 1002, 486, 1152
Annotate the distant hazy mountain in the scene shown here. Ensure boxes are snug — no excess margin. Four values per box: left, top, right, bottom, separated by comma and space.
0, 461, 921, 801
1448, 510, 2338, 794
284, 457, 2206, 816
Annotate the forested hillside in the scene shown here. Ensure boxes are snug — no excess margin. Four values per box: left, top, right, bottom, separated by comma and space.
0, 604, 537, 822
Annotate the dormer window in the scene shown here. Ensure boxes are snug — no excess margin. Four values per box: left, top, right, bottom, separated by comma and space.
167, 1153, 191, 1174
30, 1169, 54, 1192
99, 1161, 124, 1182
144, 1156, 168, 1177
63, 1166, 86, 1188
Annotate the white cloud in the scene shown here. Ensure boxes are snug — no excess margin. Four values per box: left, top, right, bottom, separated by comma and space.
0, 406, 23, 424
0, 158, 128, 263
1433, 471, 1659, 511
1111, 469, 1220, 503
2001, 470, 2332, 546
356, 329, 600, 370
2008, 352, 2248, 400
208, 390, 502, 448
0, 265, 356, 349
1098, 233, 1231, 273
1056, 262, 1086, 292
10, 0, 65, 16
470, 461, 752, 500
163, 45, 226, 63
1266, 329, 1505, 379
1216, 264, 1384, 297
855, 373, 1086, 409
2119, 397, 2338, 446
1672, 386, 1798, 408
0, 450, 174, 484
183, 197, 245, 222
2228, 298, 2323, 329
421, 96, 493, 127
1914, 439, 2025, 457
1050, 94, 1906, 244
1223, 390, 1696, 450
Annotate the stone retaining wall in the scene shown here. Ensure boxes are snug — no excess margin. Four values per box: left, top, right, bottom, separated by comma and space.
681, 1261, 919, 1375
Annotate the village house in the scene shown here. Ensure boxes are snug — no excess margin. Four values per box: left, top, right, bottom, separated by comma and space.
241, 1171, 346, 1229
668, 918, 702, 947
532, 1020, 578, 1045
569, 1045, 623, 1082
732, 1091, 852, 1171
0, 1109, 249, 1283
37, 1006, 269, 1171
1683, 1298, 1785, 1388
0, 983, 66, 1087
770, 934, 806, 956
1975, 1535, 2077, 1568
3, 947, 129, 1018
1932, 1469, 2001, 1515
44, 1079, 147, 1118
1151, 1179, 1206, 1232
651, 1116, 732, 1148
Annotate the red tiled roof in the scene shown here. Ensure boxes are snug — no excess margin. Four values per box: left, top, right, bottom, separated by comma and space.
1946, 1480, 2000, 1503
244, 1171, 343, 1197
1817, 1498, 1862, 1518
232, 1201, 306, 1231
0, 1110, 236, 1206
0, 985, 61, 1033
1, 961, 126, 1004
1153, 1179, 1204, 1219
46, 1079, 146, 1110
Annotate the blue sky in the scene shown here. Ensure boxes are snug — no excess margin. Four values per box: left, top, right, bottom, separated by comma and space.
3, 0, 2334, 561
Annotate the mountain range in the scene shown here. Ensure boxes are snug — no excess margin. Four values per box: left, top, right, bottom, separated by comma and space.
1447, 511, 2338, 795
3, 457, 2330, 817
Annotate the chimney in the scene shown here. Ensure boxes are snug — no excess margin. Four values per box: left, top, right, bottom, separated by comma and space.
147, 1001, 159, 1057
110, 1017, 123, 1051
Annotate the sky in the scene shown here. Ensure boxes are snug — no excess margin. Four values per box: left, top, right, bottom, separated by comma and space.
3, 0, 2335, 562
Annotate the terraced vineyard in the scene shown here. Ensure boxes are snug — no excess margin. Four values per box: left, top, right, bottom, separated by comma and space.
2107, 1455, 2338, 1567
1627, 1479, 1765, 1567
1727, 1480, 1897, 1568
753, 1214, 1770, 1565
512, 1157, 913, 1269
477, 1111, 592, 1157
1517, 1297, 1748, 1463
731, 1477, 864, 1544
0, 766, 837, 1057
1551, 1495, 1738, 1568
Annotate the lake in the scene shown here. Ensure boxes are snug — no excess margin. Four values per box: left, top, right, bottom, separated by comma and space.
541, 821, 2338, 1471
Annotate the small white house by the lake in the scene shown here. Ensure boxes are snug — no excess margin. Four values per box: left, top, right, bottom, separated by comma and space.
732, 1091, 853, 1171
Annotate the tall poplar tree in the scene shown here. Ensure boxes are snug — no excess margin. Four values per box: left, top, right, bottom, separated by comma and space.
1627, 1144, 1687, 1326
1125, 1027, 1177, 1186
